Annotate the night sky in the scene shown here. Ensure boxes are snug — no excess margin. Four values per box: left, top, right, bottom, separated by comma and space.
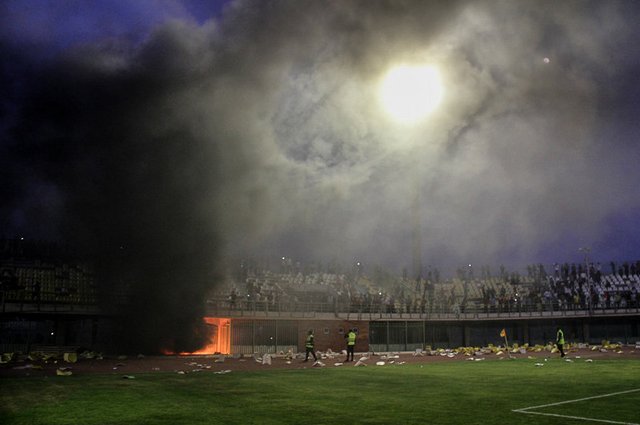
2, 0, 640, 350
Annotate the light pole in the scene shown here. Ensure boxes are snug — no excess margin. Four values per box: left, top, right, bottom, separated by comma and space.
378, 64, 444, 281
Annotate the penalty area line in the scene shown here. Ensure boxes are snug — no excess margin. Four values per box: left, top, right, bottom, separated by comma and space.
512, 388, 640, 425
514, 410, 639, 425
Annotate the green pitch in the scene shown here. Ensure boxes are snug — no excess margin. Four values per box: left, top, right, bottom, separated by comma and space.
1, 358, 639, 425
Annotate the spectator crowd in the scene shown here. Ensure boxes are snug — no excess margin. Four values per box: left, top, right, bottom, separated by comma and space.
210, 259, 640, 316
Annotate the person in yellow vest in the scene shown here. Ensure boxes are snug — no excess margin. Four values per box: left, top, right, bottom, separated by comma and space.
556, 326, 566, 358
303, 329, 317, 362
345, 329, 357, 362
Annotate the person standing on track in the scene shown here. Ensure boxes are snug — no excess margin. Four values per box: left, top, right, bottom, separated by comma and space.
556, 326, 566, 358
304, 329, 317, 362
345, 328, 356, 362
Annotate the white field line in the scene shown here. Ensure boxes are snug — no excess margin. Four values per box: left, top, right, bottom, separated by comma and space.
516, 410, 638, 425
512, 388, 640, 425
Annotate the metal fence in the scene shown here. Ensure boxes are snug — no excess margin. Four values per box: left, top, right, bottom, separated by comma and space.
230, 319, 299, 355
368, 316, 640, 352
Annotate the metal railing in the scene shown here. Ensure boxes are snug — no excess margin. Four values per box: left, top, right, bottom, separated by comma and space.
204, 296, 640, 320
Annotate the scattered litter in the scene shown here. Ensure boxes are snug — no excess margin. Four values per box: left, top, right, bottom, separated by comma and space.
13, 364, 40, 370
565, 358, 573, 362
535, 363, 544, 367
11, 364, 27, 370
262, 354, 272, 365
312, 361, 325, 367
334, 363, 343, 367
176, 371, 186, 375
575, 356, 581, 359
122, 375, 135, 379
585, 359, 593, 363
0, 353, 15, 363
376, 361, 385, 366
56, 367, 73, 376
354, 359, 367, 367
63, 353, 77, 363
286, 361, 291, 365
214, 370, 231, 374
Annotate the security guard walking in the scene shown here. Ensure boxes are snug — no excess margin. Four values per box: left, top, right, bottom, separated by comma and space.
304, 329, 317, 362
556, 326, 566, 358
345, 328, 356, 362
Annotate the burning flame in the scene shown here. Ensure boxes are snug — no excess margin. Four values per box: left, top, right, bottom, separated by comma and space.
163, 317, 231, 355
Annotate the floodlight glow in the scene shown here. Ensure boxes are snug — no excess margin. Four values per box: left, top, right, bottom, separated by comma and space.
379, 65, 443, 124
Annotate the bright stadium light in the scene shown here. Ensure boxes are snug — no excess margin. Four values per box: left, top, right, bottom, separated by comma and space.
379, 64, 444, 124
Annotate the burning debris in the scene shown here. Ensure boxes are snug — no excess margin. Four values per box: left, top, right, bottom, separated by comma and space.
56, 367, 73, 376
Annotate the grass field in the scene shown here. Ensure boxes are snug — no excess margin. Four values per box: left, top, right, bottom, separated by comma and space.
1, 358, 639, 425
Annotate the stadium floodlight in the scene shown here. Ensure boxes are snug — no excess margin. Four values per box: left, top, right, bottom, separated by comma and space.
379, 64, 444, 124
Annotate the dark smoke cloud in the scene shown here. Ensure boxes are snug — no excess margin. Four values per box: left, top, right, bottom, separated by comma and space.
3, 20, 223, 352
2, 0, 640, 351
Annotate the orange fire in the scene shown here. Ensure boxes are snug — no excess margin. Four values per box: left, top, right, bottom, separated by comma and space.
163, 317, 231, 355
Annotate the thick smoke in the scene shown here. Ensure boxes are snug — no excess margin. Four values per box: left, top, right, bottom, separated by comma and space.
2, 0, 640, 351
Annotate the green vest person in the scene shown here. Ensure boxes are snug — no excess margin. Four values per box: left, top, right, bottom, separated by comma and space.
304, 330, 317, 362
345, 329, 357, 362
556, 327, 566, 358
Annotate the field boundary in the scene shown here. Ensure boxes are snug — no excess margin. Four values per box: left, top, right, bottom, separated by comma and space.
512, 388, 640, 425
